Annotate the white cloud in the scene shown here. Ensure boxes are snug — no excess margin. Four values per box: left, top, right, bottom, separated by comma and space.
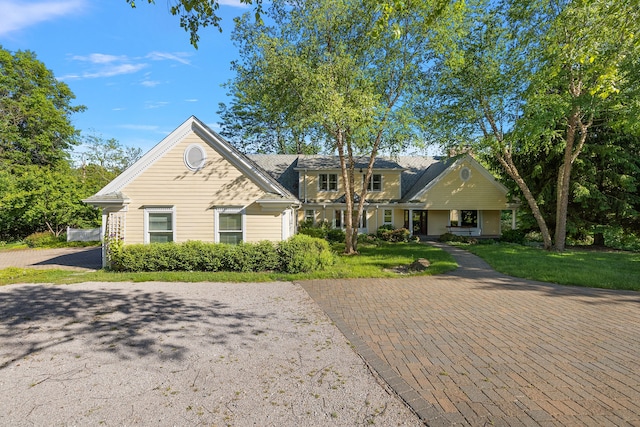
60, 62, 147, 80
72, 53, 128, 64
0, 0, 86, 36
146, 51, 192, 65
184, 99, 199, 103
60, 51, 190, 81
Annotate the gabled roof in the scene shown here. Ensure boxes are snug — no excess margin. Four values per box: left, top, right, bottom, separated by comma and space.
401, 154, 509, 202
396, 156, 448, 200
87, 116, 297, 204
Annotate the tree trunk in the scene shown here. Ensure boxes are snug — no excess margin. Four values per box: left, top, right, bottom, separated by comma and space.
554, 108, 590, 252
496, 150, 553, 250
336, 132, 358, 255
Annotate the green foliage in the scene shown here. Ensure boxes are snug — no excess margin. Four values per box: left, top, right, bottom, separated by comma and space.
0, 46, 85, 167
438, 233, 477, 244
326, 228, 346, 243
125, 0, 262, 48
601, 226, 640, 252
299, 227, 327, 240
24, 231, 65, 248
376, 226, 410, 242
500, 229, 527, 245
109, 236, 334, 274
0, 163, 100, 240
278, 234, 335, 274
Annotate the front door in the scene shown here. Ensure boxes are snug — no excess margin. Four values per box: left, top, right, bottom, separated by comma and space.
412, 210, 428, 235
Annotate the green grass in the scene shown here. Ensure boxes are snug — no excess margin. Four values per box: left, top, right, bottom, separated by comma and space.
0, 242, 457, 286
463, 243, 640, 291
0, 241, 101, 251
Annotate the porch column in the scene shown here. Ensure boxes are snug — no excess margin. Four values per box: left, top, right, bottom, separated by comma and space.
101, 209, 108, 268
512, 208, 517, 230
408, 209, 413, 234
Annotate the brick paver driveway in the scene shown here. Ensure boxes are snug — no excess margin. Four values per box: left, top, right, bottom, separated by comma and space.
299, 244, 640, 426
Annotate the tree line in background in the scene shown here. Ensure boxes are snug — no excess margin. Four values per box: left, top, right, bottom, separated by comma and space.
1, 0, 639, 251
0, 47, 141, 241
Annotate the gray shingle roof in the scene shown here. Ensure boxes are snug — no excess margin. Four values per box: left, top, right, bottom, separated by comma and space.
295, 155, 404, 170
248, 154, 300, 197
249, 154, 454, 202
396, 156, 454, 200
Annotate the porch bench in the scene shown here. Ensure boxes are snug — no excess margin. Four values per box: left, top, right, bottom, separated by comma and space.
446, 226, 480, 236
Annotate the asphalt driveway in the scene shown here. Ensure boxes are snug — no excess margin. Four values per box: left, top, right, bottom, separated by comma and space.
0, 246, 102, 271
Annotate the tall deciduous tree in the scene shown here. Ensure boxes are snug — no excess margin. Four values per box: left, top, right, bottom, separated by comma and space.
0, 46, 85, 168
514, 0, 640, 251
223, 0, 455, 254
424, 0, 640, 251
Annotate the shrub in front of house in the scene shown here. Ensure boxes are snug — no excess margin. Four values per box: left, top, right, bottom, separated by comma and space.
438, 233, 477, 244
376, 226, 410, 242
108, 235, 333, 273
326, 228, 346, 243
500, 229, 527, 245
278, 234, 335, 273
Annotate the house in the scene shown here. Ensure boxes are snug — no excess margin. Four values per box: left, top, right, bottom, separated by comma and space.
85, 116, 517, 266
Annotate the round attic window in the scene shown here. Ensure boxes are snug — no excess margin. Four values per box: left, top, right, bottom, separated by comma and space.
184, 144, 206, 171
460, 167, 471, 181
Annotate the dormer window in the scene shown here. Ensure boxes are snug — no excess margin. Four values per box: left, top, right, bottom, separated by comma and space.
319, 173, 338, 191
367, 174, 382, 191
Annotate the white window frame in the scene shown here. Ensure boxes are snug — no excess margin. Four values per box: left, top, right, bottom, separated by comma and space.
214, 207, 245, 244
144, 207, 176, 244
304, 209, 315, 223
184, 144, 207, 171
383, 209, 393, 225
334, 209, 367, 229
319, 173, 338, 191
366, 174, 383, 192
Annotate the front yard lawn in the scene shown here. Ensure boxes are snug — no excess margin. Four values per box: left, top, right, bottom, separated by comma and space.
463, 243, 640, 291
0, 242, 458, 285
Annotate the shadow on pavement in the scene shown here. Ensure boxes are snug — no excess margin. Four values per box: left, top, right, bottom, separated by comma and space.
33, 247, 102, 270
0, 284, 269, 370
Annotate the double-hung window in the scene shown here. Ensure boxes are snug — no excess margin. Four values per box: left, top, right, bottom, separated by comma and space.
215, 207, 244, 244
319, 173, 338, 191
367, 174, 382, 192
383, 209, 393, 225
145, 207, 175, 243
304, 209, 315, 223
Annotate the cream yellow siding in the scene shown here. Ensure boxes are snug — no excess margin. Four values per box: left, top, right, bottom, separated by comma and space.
427, 210, 450, 235
418, 160, 508, 210
300, 170, 402, 201
121, 131, 270, 244
244, 204, 283, 242
482, 210, 501, 235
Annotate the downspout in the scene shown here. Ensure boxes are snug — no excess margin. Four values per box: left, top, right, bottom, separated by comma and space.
304, 169, 308, 204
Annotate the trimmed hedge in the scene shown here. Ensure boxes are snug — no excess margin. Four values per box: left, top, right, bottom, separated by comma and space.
109, 235, 334, 273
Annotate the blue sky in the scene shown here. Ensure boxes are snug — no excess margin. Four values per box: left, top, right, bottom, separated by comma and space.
0, 0, 249, 154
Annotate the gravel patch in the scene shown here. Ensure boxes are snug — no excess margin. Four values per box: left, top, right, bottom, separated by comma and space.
0, 281, 422, 426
